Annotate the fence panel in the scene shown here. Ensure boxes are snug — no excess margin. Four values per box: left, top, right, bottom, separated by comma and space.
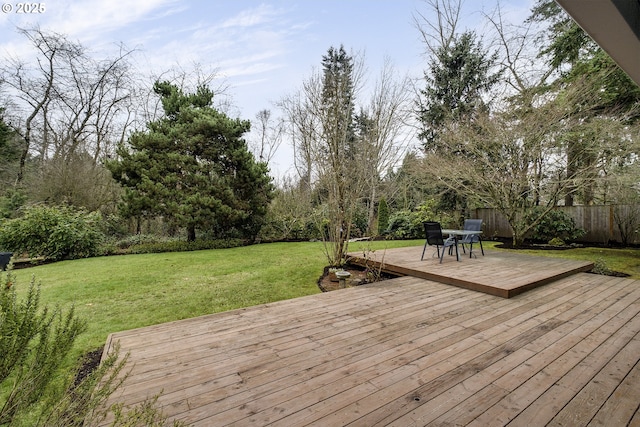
474, 205, 639, 245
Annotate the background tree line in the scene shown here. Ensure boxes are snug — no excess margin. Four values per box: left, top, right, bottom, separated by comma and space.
0, 0, 639, 264
265, 0, 640, 252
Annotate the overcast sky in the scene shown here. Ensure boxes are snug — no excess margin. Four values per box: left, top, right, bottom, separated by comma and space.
0, 0, 535, 178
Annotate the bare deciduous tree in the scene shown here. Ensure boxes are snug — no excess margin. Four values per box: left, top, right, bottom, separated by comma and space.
355, 58, 414, 233
414, 0, 462, 56
279, 48, 414, 263
0, 26, 141, 211
278, 88, 319, 192
250, 109, 283, 165
419, 77, 625, 246
1, 27, 137, 170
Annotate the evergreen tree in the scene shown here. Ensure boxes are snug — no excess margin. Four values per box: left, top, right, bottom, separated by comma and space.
529, 0, 640, 114
0, 110, 21, 187
321, 45, 357, 160
529, 0, 640, 205
377, 197, 389, 235
417, 31, 500, 215
107, 82, 273, 241
418, 31, 501, 152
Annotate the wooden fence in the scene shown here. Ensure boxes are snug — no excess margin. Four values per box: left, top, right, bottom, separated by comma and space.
473, 205, 640, 245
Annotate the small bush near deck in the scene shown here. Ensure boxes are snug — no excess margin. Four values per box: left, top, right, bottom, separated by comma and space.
548, 237, 566, 246
591, 258, 614, 276
0, 270, 86, 424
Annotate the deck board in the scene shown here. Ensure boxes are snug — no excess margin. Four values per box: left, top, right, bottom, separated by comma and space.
101, 269, 640, 426
346, 246, 594, 298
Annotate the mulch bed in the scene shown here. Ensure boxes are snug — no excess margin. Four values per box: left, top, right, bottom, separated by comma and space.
317, 264, 397, 292
74, 347, 104, 386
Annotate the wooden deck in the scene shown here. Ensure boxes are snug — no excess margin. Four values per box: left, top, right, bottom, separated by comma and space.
101, 270, 640, 426
346, 246, 594, 298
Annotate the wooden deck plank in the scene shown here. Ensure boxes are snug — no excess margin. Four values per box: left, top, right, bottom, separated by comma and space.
113, 285, 495, 420
340, 274, 631, 426
112, 283, 483, 403
549, 313, 640, 426
509, 291, 640, 426
467, 280, 640, 427
190, 292, 494, 425
100, 264, 640, 427
347, 246, 594, 298
589, 346, 640, 427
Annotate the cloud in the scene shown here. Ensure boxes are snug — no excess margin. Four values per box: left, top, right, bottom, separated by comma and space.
147, 4, 301, 81
53, 0, 184, 40
219, 4, 277, 29
0, 0, 186, 57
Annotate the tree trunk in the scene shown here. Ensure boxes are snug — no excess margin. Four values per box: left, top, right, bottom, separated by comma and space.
512, 234, 525, 247
187, 225, 196, 242
367, 185, 377, 236
565, 140, 578, 206
511, 221, 527, 247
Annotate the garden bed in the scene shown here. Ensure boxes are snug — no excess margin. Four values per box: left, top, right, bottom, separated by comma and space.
317, 263, 398, 292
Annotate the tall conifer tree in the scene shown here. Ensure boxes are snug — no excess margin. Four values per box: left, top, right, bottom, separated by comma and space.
108, 82, 273, 241
418, 31, 500, 153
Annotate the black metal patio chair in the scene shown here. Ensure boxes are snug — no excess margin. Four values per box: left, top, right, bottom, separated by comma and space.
421, 221, 459, 263
458, 219, 484, 258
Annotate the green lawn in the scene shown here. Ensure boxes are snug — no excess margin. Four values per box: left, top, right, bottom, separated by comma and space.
8, 238, 638, 359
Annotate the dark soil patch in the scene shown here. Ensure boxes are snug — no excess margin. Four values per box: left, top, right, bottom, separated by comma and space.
495, 242, 579, 250
492, 237, 582, 250
74, 346, 104, 386
587, 270, 630, 278
10, 258, 54, 269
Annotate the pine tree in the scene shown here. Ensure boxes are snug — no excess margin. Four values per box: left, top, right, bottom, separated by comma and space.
529, 0, 640, 205
108, 82, 273, 241
418, 31, 500, 152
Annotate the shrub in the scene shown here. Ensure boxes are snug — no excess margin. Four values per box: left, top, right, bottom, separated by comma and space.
118, 238, 245, 255
0, 188, 27, 219
113, 233, 173, 250
0, 271, 87, 424
412, 199, 456, 229
386, 200, 456, 239
350, 204, 369, 238
0, 205, 104, 261
591, 258, 614, 276
526, 207, 586, 243
0, 270, 184, 426
548, 237, 566, 246
258, 188, 322, 242
386, 210, 418, 239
